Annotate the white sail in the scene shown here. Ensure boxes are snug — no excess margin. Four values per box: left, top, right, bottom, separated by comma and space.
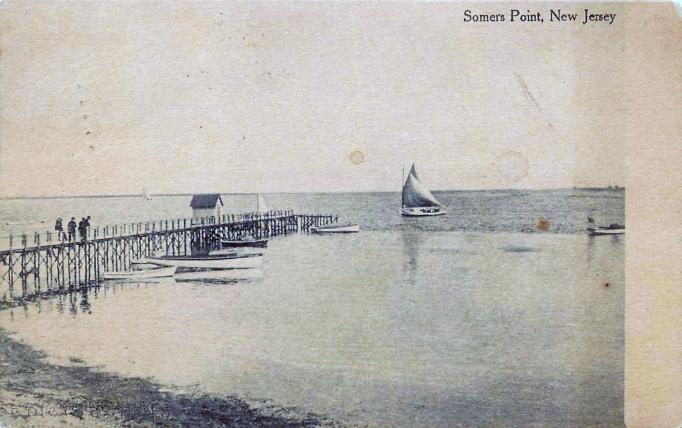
257, 193, 268, 213
408, 164, 420, 181
402, 166, 441, 208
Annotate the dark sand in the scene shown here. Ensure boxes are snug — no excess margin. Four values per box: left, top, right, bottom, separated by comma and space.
0, 326, 329, 427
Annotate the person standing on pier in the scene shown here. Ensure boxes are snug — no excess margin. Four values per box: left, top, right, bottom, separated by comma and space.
85, 216, 91, 235
67, 217, 77, 242
54, 217, 64, 241
78, 217, 87, 242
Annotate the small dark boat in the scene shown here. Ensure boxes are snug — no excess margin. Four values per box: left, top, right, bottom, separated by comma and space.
588, 224, 625, 236
587, 216, 625, 236
221, 238, 268, 248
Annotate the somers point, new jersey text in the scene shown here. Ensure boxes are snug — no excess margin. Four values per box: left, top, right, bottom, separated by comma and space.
464, 9, 617, 25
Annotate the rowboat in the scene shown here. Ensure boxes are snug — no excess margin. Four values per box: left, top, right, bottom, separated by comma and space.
221, 238, 268, 248
311, 223, 360, 233
146, 253, 263, 270
588, 225, 625, 236
102, 266, 177, 280
209, 247, 262, 256
130, 257, 162, 269
587, 216, 624, 236
400, 163, 446, 217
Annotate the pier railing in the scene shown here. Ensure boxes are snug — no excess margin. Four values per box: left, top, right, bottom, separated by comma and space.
0, 211, 337, 305
1, 210, 300, 250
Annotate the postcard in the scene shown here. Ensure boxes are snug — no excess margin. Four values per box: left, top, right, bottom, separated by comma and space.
0, 2, 679, 427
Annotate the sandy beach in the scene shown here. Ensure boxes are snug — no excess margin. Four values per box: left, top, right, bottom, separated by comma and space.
0, 327, 327, 427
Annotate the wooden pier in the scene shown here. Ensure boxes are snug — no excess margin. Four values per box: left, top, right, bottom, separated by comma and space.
0, 211, 336, 304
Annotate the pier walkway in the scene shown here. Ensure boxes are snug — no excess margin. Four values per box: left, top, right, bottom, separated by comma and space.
0, 211, 336, 304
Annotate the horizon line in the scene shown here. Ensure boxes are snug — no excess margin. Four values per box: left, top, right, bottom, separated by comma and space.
0, 186, 624, 201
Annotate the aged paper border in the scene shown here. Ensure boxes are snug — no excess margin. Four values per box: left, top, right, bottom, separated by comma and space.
624, 3, 681, 427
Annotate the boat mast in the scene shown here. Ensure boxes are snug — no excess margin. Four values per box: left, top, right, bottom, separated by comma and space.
401, 164, 405, 208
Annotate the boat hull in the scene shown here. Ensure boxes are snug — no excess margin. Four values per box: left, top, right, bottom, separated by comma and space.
221, 239, 268, 248
146, 254, 263, 270
209, 247, 263, 256
102, 266, 177, 280
400, 207, 446, 217
588, 227, 624, 236
311, 223, 360, 233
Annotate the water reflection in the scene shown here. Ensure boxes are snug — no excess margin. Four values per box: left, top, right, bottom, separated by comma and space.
2, 271, 265, 319
79, 289, 92, 314
56, 294, 65, 314
173, 269, 263, 286
69, 292, 78, 317
400, 231, 424, 286
586, 233, 624, 273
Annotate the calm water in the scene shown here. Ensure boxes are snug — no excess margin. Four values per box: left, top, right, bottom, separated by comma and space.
0, 189, 623, 239
0, 190, 624, 427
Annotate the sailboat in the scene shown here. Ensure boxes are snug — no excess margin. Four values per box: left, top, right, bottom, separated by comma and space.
142, 188, 152, 200
256, 193, 268, 213
400, 164, 446, 217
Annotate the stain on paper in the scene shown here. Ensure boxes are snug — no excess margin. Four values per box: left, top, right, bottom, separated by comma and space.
349, 150, 364, 165
495, 151, 529, 183
537, 218, 550, 232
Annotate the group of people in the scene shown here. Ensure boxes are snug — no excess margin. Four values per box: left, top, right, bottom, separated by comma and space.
54, 216, 91, 242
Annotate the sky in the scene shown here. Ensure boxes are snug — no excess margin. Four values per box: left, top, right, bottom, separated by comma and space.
0, 1, 628, 197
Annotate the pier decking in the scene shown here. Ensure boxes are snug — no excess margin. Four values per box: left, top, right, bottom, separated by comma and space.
0, 212, 336, 304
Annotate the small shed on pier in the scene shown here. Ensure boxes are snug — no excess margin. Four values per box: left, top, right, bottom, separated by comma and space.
190, 194, 223, 221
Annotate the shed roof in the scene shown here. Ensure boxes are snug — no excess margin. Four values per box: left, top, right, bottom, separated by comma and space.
190, 194, 223, 209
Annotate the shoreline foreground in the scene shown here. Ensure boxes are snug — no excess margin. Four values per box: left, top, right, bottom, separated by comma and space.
0, 327, 327, 427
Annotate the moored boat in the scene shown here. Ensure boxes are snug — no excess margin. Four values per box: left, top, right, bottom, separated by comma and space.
588, 225, 625, 236
401, 164, 446, 217
311, 223, 360, 233
146, 253, 263, 270
209, 247, 262, 256
102, 266, 177, 280
130, 256, 163, 268
587, 216, 624, 236
221, 238, 268, 248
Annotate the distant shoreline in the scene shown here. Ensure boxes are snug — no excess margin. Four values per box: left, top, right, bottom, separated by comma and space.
0, 187, 624, 201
